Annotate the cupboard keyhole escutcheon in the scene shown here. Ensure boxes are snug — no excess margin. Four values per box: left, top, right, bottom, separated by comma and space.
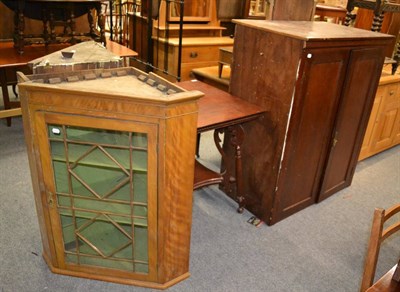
47, 191, 54, 208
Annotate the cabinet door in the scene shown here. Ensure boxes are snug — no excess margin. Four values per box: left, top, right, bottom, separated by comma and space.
319, 47, 385, 201
34, 112, 158, 281
273, 48, 349, 221
370, 82, 400, 152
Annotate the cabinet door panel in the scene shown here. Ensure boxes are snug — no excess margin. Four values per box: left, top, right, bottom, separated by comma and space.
273, 48, 349, 221
34, 112, 158, 281
371, 82, 400, 151
358, 89, 383, 160
319, 47, 385, 201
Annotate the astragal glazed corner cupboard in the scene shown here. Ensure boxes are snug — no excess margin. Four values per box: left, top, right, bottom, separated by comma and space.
18, 68, 203, 289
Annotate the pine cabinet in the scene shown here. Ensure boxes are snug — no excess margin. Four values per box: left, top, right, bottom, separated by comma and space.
18, 67, 203, 288
225, 20, 393, 225
359, 73, 400, 160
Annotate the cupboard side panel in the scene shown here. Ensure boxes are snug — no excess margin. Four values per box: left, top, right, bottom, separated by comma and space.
318, 47, 386, 201
272, 49, 349, 223
157, 104, 198, 283
228, 25, 303, 223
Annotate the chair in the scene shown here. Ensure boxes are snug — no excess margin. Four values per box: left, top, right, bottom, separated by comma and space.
360, 203, 400, 292
343, 0, 400, 74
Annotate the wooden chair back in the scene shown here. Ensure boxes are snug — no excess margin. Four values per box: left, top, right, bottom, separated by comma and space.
360, 203, 400, 291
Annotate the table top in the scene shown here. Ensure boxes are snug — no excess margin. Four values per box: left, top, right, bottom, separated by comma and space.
4, 0, 102, 3
0, 42, 69, 68
219, 47, 233, 53
232, 20, 394, 42
0, 41, 137, 68
178, 80, 265, 132
106, 40, 138, 58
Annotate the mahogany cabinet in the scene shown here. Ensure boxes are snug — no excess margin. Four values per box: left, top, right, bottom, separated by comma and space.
18, 67, 203, 288
226, 20, 393, 225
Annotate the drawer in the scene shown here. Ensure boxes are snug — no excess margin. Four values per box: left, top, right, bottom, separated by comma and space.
180, 61, 220, 81
180, 46, 231, 63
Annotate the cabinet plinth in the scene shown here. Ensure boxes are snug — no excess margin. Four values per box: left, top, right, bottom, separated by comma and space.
228, 20, 393, 225
19, 67, 203, 289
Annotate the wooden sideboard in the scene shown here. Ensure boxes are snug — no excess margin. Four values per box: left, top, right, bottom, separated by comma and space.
18, 67, 202, 288
226, 20, 393, 225
153, 36, 234, 81
359, 72, 400, 160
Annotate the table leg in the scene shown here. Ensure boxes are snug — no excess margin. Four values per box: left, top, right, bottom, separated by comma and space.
16, 0, 25, 54
344, 0, 355, 26
0, 69, 12, 127
371, 11, 384, 32
97, 3, 106, 45
43, 7, 50, 45
69, 6, 77, 44
214, 126, 246, 213
218, 62, 223, 78
228, 125, 246, 213
392, 39, 399, 75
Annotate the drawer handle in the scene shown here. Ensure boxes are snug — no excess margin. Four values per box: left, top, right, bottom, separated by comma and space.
389, 90, 394, 96
190, 52, 198, 58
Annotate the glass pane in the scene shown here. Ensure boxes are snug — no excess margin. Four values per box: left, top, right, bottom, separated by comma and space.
79, 255, 134, 272
134, 226, 148, 262
71, 163, 129, 198
53, 161, 69, 193
133, 173, 147, 203
132, 133, 147, 148
132, 150, 147, 171
73, 197, 131, 215
66, 126, 130, 146
135, 263, 149, 274
57, 194, 71, 207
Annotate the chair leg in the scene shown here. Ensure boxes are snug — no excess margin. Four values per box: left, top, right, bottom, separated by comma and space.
12, 84, 18, 98
196, 133, 201, 158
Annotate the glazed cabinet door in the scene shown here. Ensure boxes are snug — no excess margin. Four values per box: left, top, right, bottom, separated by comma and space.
318, 47, 385, 201
34, 112, 158, 282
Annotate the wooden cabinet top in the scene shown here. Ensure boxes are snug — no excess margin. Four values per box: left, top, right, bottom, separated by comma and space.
18, 67, 203, 105
232, 20, 394, 42
29, 42, 121, 70
380, 71, 400, 85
